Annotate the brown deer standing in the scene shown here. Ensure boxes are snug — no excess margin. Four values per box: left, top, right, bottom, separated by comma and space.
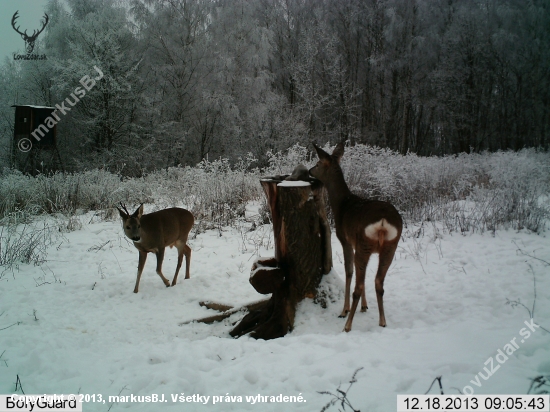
309, 143, 402, 332
117, 204, 194, 293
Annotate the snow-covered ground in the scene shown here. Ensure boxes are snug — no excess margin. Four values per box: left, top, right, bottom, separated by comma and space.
1, 206, 549, 411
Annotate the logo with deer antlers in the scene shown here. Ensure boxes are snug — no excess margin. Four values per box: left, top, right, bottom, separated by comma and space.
11, 11, 49, 54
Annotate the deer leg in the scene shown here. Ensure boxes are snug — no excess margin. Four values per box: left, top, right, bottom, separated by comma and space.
375, 246, 396, 327
134, 250, 147, 293
339, 243, 355, 318
172, 244, 184, 286
172, 241, 191, 285
183, 244, 191, 279
344, 251, 370, 332
155, 248, 171, 287
360, 290, 368, 312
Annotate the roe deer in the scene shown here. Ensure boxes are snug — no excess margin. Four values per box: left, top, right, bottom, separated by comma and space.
309, 143, 402, 332
117, 204, 194, 293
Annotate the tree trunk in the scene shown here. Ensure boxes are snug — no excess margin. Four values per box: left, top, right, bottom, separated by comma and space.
230, 176, 332, 340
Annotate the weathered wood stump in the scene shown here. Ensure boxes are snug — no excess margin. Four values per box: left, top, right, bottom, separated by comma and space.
230, 174, 332, 340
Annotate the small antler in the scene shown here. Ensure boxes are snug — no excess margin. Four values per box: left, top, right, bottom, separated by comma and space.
119, 202, 130, 215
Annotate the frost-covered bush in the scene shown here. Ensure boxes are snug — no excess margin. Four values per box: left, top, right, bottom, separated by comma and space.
467, 150, 550, 233
0, 168, 151, 219
0, 219, 55, 273
266, 144, 312, 175
0, 169, 42, 220
264, 144, 550, 233
144, 154, 262, 230
0, 147, 547, 234
0, 154, 262, 230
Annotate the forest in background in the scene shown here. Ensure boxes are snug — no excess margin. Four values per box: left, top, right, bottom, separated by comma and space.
0, 0, 549, 175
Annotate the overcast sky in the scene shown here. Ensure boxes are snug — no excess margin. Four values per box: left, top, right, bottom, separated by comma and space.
1, 0, 50, 62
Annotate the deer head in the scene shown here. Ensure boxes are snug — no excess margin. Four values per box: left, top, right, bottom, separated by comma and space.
309, 142, 345, 184
11, 11, 49, 54
117, 203, 143, 242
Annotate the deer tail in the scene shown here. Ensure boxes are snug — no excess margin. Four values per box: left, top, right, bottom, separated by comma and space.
378, 228, 387, 248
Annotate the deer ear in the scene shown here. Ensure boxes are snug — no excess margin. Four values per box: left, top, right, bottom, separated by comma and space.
312, 142, 330, 160
332, 141, 345, 162
133, 204, 144, 219
116, 207, 127, 219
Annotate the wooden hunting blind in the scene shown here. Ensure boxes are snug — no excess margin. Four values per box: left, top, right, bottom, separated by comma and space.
12, 104, 57, 149
11, 104, 63, 173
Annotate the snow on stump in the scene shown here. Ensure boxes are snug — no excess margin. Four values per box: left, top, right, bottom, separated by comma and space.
230, 171, 332, 340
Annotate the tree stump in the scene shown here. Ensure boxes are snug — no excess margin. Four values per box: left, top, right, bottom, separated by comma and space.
230, 175, 332, 340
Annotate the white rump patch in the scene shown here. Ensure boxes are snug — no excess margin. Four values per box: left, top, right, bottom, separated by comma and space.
364, 219, 398, 241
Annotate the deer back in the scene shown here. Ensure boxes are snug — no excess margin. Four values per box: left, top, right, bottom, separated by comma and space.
118, 205, 194, 252
138, 208, 194, 250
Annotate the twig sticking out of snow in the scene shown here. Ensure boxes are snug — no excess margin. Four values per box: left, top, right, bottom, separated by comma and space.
424, 376, 444, 395
505, 263, 550, 334
108, 385, 129, 412
528, 375, 550, 394
0, 350, 8, 367
0, 322, 22, 331
318, 367, 363, 412
513, 240, 550, 266
14, 374, 25, 394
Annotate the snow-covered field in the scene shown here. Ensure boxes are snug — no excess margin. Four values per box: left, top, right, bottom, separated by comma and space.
1, 205, 549, 411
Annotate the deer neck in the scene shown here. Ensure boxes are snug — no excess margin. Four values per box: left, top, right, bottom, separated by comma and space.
323, 170, 352, 219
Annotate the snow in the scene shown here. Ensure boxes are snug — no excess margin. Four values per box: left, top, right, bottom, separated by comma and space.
277, 181, 311, 187
11, 105, 55, 109
1, 209, 549, 411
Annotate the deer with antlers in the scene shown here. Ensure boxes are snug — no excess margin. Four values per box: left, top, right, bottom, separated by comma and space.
11, 11, 49, 54
309, 142, 402, 332
117, 204, 194, 293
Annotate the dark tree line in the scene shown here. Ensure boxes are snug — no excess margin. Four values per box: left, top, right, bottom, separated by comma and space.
1, 0, 548, 174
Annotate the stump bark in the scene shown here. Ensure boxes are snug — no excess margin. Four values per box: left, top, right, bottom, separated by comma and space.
230, 176, 332, 340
